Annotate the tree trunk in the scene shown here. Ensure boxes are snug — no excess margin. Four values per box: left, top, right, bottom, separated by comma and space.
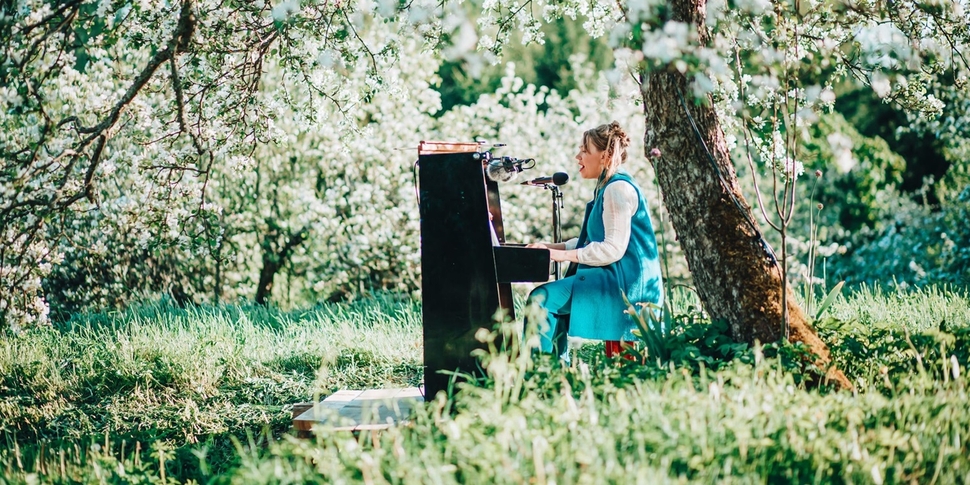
254, 249, 280, 305
255, 223, 309, 305
641, 0, 851, 390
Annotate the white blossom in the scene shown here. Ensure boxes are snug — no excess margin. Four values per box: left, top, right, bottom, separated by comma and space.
827, 132, 857, 174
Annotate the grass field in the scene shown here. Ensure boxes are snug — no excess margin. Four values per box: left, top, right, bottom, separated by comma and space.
1, 287, 968, 483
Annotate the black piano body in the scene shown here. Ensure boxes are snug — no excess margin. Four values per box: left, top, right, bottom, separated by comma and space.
417, 142, 551, 399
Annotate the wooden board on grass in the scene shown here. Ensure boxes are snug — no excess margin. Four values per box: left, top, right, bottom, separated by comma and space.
292, 387, 424, 433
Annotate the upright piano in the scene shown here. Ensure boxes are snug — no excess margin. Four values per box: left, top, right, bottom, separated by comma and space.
417, 141, 551, 399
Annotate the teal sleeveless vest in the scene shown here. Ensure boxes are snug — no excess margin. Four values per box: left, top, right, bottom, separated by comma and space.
568, 172, 664, 341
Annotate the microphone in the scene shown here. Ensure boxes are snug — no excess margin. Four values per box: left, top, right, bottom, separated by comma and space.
485, 157, 534, 182
521, 172, 569, 187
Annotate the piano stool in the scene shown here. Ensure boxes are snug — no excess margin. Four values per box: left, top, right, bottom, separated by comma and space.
291, 388, 424, 441
604, 340, 640, 361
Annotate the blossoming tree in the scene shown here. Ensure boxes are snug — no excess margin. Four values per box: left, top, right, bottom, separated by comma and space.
3, 0, 969, 390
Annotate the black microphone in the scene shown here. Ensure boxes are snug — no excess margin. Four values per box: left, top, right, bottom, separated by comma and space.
521, 172, 569, 186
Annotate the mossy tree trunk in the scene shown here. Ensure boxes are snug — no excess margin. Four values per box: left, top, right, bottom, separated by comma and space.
640, 0, 852, 389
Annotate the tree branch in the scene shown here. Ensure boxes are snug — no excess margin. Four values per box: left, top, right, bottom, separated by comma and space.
51, 0, 197, 210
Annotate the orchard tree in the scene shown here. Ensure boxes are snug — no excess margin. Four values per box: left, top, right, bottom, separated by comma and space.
634, 0, 965, 389
4, 0, 970, 391
0, 0, 449, 326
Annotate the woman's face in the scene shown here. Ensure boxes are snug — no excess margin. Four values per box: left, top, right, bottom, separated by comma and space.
576, 139, 607, 180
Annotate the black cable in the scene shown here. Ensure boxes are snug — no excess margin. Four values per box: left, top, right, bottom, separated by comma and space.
675, 87, 778, 265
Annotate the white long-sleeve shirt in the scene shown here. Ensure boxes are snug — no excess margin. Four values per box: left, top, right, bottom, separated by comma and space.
563, 181, 638, 266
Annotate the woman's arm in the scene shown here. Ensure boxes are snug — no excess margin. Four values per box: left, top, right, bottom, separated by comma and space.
550, 182, 636, 265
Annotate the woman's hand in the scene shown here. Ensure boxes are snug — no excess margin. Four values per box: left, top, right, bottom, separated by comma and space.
528, 242, 573, 262
527, 242, 566, 250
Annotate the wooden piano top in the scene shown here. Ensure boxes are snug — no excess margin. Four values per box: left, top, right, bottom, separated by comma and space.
418, 141, 484, 155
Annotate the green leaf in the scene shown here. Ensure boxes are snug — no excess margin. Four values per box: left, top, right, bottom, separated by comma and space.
815, 280, 845, 321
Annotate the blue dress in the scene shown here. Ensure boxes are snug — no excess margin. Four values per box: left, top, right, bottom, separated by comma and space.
528, 171, 663, 351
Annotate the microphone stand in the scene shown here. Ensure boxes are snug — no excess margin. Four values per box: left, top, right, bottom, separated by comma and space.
549, 184, 564, 280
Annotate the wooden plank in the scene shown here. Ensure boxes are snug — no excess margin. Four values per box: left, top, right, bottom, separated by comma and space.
417, 140, 482, 155
292, 387, 423, 433
291, 402, 315, 419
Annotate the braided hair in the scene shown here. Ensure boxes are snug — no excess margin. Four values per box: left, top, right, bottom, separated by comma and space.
582, 120, 631, 190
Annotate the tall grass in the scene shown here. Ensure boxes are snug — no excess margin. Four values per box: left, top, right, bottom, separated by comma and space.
0, 294, 422, 480
816, 285, 970, 388
1, 288, 969, 483
227, 359, 969, 484
828, 284, 970, 331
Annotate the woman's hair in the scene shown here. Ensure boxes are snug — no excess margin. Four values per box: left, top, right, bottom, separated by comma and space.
582, 121, 631, 189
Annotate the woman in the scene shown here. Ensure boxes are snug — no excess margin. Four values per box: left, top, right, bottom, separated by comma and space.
526, 121, 663, 359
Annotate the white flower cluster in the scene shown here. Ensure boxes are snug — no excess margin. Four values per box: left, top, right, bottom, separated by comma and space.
0, 0, 443, 324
